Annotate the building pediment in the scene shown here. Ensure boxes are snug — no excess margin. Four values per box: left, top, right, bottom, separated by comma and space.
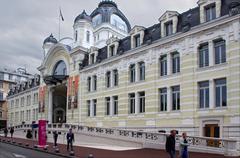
159, 11, 179, 22
129, 25, 145, 35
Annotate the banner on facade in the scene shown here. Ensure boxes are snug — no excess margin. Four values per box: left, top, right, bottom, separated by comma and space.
67, 76, 79, 109
39, 86, 46, 113
38, 120, 47, 147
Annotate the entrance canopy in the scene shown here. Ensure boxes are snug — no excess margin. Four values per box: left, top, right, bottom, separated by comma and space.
44, 75, 69, 85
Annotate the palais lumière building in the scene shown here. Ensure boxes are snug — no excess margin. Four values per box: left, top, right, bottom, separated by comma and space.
7, 0, 240, 140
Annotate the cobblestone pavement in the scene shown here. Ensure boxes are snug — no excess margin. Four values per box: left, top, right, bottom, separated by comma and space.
0, 136, 235, 158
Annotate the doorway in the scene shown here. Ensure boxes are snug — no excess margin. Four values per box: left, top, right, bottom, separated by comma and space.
204, 124, 220, 147
52, 85, 67, 123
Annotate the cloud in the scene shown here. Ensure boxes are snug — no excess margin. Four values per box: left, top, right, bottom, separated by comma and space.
0, 0, 198, 74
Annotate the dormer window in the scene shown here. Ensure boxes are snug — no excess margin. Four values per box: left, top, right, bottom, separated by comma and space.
90, 53, 95, 64
134, 34, 141, 48
109, 45, 115, 57
165, 21, 173, 36
205, 3, 216, 22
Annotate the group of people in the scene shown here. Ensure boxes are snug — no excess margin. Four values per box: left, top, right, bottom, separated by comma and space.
53, 128, 74, 151
166, 130, 190, 158
3, 127, 14, 138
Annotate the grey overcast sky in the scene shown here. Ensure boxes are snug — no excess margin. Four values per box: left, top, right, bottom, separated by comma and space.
0, 0, 198, 74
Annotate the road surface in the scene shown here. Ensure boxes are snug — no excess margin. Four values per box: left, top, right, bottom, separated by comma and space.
0, 142, 64, 158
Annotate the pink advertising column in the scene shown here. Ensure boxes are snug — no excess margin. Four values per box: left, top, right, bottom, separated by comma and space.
38, 120, 47, 147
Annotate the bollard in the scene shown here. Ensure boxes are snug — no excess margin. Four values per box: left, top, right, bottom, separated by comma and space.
88, 154, 94, 158
25, 143, 29, 147
44, 146, 48, 151
55, 148, 60, 153
18, 142, 22, 145
70, 151, 75, 156
12, 141, 16, 144
34, 144, 38, 148
7, 139, 10, 143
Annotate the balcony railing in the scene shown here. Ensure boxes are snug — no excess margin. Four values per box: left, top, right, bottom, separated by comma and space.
4, 123, 239, 157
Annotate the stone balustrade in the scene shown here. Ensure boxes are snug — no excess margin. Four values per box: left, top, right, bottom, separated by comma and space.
1, 123, 239, 157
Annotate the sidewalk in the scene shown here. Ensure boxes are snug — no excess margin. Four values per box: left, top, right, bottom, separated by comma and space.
0, 136, 233, 158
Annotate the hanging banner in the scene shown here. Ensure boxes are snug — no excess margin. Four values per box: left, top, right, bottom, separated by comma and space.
38, 86, 46, 113
67, 76, 79, 109
38, 120, 47, 147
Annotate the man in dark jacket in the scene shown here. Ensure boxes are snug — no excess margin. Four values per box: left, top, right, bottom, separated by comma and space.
53, 131, 58, 147
165, 130, 177, 158
66, 128, 74, 151
10, 127, 14, 138
4, 128, 8, 137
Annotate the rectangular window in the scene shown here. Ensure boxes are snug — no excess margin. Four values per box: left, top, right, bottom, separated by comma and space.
172, 86, 180, 111
159, 88, 167, 111
139, 92, 145, 113
199, 44, 209, 68
9, 74, 13, 80
129, 93, 135, 114
113, 69, 118, 86
105, 97, 110, 116
0, 111, 2, 118
27, 95, 31, 106
214, 40, 226, 64
87, 77, 91, 92
11, 100, 14, 109
0, 72, 3, 80
160, 55, 167, 76
0, 92, 3, 101
106, 71, 111, 88
93, 99, 97, 116
93, 75, 97, 91
165, 21, 173, 36
15, 99, 19, 108
134, 34, 141, 48
130, 64, 136, 83
87, 100, 91, 117
139, 62, 145, 81
113, 96, 118, 115
205, 4, 216, 22
109, 45, 115, 57
172, 52, 180, 73
20, 97, 25, 107
199, 81, 209, 109
215, 78, 227, 108
0, 81, 3, 88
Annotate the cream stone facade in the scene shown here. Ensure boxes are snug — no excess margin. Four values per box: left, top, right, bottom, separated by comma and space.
6, 0, 240, 146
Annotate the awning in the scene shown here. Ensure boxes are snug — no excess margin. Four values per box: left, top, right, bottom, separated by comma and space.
43, 75, 69, 85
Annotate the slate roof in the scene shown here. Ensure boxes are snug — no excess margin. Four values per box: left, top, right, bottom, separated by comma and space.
80, 0, 240, 70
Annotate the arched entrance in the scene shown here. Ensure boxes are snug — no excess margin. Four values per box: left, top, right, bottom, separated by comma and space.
52, 85, 67, 123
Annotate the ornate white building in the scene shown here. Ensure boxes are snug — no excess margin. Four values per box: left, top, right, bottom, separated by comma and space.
7, 0, 240, 149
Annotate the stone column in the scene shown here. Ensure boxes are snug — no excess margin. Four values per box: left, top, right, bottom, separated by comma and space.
135, 64, 139, 82
135, 92, 139, 114
90, 100, 94, 117
167, 87, 171, 112
110, 97, 114, 116
209, 41, 214, 66
167, 54, 171, 75
48, 88, 53, 123
209, 80, 214, 109
111, 70, 114, 87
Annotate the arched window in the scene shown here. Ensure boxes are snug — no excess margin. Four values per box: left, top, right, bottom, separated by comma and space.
75, 30, 78, 41
86, 31, 90, 43
92, 14, 102, 27
110, 14, 127, 32
53, 60, 67, 75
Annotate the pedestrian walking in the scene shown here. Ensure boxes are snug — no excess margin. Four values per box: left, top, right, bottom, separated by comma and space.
53, 131, 58, 147
66, 128, 74, 151
26, 129, 32, 139
165, 130, 177, 158
179, 132, 190, 158
4, 128, 8, 137
10, 127, 14, 138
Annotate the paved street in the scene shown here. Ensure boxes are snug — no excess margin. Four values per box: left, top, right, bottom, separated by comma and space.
0, 142, 64, 158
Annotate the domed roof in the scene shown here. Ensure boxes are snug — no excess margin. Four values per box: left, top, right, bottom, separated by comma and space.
43, 34, 58, 44
74, 10, 92, 23
90, 0, 131, 32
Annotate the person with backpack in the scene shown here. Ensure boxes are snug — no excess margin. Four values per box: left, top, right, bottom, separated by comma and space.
165, 130, 176, 158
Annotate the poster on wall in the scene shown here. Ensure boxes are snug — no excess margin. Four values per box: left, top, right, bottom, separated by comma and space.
67, 76, 79, 109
